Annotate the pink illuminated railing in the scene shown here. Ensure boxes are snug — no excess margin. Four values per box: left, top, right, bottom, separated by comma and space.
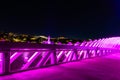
0, 40, 119, 75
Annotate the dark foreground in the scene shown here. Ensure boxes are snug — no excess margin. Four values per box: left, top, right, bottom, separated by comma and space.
1, 53, 120, 80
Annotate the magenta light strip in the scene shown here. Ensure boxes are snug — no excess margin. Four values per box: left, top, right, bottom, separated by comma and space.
0, 53, 3, 74
23, 52, 29, 62
21, 52, 40, 70
67, 51, 74, 61
91, 50, 95, 57
63, 51, 72, 62
36, 51, 49, 67
43, 52, 54, 65
57, 51, 64, 59
78, 51, 83, 59
72, 52, 77, 60
10, 52, 22, 64
57, 51, 64, 62
83, 50, 88, 59
0, 36, 119, 75
50, 52, 57, 64
65, 51, 72, 57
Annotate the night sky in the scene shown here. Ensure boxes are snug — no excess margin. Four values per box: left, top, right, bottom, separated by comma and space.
0, 0, 120, 39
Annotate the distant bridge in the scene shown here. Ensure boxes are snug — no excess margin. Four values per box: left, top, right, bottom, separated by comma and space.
0, 37, 120, 75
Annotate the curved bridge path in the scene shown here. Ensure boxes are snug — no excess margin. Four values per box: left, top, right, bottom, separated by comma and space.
1, 53, 120, 80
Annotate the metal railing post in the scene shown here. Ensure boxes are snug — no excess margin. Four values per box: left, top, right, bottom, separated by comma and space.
73, 49, 78, 60
51, 48, 57, 65
2, 48, 10, 74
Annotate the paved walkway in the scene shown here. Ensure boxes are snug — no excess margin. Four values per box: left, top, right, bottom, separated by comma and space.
1, 53, 120, 80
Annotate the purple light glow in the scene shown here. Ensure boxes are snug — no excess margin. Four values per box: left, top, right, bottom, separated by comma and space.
23, 52, 29, 62
0, 53, 3, 74
2, 54, 120, 80
0, 36, 120, 75
47, 36, 51, 44
74, 42, 80, 46
43, 52, 55, 65
63, 51, 72, 62
72, 52, 77, 60
10, 52, 22, 64
68, 51, 74, 61
21, 52, 40, 70
83, 51, 88, 59
91, 50, 95, 57
36, 51, 49, 67
78, 51, 83, 59
25, 57, 28, 60
57, 51, 64, 59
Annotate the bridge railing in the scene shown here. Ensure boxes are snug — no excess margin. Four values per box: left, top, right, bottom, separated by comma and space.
0, 42, 118, 75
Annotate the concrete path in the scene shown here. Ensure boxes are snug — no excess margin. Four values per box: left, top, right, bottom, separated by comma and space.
1, 53, 120, 80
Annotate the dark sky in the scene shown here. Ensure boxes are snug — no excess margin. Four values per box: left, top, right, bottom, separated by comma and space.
0, 0, 120, 39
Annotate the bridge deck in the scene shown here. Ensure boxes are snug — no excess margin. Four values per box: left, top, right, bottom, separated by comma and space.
0, 53, 120, 80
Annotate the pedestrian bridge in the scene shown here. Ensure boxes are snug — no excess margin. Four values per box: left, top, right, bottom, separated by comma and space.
0, 37, 120, 75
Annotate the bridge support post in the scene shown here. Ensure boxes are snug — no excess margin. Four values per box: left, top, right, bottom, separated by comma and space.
51, 48, 57, 65
106, 50, 108, 55
95, 49, 98, 57
73, 49, 78, 60
2, 48, 10, 75
86, 49, 90, 58
100, 50, 103, 56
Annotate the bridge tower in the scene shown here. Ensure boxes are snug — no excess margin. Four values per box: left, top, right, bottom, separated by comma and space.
47, 36, 51, 44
